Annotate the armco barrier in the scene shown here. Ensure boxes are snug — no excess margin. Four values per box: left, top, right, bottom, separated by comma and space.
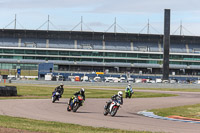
0, 86, 17, 96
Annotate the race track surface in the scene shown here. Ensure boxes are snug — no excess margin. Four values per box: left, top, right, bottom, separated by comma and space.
0, 90, 200, 133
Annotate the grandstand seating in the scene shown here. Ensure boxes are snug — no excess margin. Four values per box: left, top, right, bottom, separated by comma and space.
1, 37, 200, 54
105, 41, 131, 51
0, 38, 18, 47
170, 43, 187, 53
49, 39, 74, 49
187, 43, 200, 53
133, 42, 160, 52
77, 40, 103, 50
21, 38, 46, 48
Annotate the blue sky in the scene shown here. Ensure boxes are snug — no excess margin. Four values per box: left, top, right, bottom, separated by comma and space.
0, 0, 200, 36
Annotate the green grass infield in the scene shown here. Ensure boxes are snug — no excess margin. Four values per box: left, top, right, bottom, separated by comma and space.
0, 115, 155, 133
149, 103, 200, 119
0, 84, 177, 99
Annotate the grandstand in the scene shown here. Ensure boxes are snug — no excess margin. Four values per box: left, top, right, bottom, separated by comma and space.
1, 29, 200, 76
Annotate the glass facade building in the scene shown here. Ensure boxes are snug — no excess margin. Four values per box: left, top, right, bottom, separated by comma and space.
1, 29, 200, 75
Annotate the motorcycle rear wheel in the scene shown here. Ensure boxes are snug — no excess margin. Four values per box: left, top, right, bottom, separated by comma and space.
103, 109, 108, 116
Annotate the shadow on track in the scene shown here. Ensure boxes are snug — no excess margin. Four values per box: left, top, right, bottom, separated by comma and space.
53, 102, 68, 104
75, 111, 94, 114
113, 115, 136, 118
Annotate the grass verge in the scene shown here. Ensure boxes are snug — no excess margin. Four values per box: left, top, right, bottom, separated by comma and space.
149, 103, 200, 119
134, 87, 200, 92
0, 115, 153, 133
0, 84, 177, 99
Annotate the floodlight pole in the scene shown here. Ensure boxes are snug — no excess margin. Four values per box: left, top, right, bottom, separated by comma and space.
163, 9, 171, 80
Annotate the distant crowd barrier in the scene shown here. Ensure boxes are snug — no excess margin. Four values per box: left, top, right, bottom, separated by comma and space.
0, 86, 17, 96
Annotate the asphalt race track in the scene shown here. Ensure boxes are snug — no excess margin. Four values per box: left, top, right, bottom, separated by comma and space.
0, 90, 200, 133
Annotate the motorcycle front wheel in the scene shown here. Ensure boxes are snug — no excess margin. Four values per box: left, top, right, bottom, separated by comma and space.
67, 105, 71, 111
110, 107, 118, 117
125, 93, 128, 98
72, 103, 80, 112
52, 96, 56, 103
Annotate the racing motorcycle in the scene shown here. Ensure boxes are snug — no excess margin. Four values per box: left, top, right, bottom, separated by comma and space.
52, 91, 61, 103
67, 95, 84, 112
103, 100, 121, 117
125, 89, 133, 98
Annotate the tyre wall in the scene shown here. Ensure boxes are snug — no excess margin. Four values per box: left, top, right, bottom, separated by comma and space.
0, 86, 17, 96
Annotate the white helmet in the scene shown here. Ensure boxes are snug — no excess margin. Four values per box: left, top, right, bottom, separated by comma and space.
128, 84, 131, 86
80, 88, 85, 94
60, 83, 64, 86
118, 91, 123, 97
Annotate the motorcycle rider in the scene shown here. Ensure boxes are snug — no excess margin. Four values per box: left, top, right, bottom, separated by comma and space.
125, 84, 133, 98
105, 91, 123, 109
52, 83, 64, 98
68, 88, 85, 107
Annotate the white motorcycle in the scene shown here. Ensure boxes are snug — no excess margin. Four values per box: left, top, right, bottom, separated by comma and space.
103, 100, 121, 117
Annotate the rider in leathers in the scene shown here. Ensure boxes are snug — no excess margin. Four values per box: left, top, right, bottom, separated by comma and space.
68, 88, 85, 107
125, 84, 134, 98
105, 91, 123, 109
52, 83, 64, 98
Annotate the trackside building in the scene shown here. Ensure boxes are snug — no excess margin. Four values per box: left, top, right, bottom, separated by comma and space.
1, 29, 200, 75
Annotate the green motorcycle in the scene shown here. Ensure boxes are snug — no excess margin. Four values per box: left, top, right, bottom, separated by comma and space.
125, 89, 133, 98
